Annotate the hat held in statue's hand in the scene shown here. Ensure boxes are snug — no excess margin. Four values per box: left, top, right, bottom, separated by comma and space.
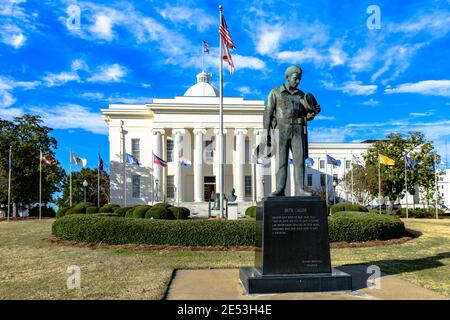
255, 140, 275, 160
303, 92, 320, 114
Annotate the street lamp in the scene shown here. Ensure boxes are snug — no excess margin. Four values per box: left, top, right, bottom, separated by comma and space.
83, 180, 88, 202
332, 179, 337, 205
155, 179, 159, 202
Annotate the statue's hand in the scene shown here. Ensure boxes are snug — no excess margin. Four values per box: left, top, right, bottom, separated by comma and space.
316, 104, 321, 113
306, 113, 315, 120
263, 134, 271, 147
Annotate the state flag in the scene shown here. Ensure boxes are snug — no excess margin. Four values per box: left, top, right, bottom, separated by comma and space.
379, 154, 395, 166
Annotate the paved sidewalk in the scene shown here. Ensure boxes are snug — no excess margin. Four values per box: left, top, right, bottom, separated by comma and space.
166, 265, 448, 300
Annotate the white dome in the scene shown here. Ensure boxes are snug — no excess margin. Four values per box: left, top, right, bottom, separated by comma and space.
184, 72, 219, 97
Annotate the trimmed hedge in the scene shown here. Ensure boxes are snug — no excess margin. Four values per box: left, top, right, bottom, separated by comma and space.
86, 206, 99, 214
329, 212, 405, 242
52, 210, 406, 246
146, 206, 175, 220
52, 214, 256, 246
330, 203, 369, 214
245, 206, 256, 218
394, 208, 445, 218
56, 206, 72, 219
152, 202, 172, 209
131, 205, 152, 219
167, 206, 190, 220
99, 203, 120, 213
114, 206, 133, 217
66, 202, 95, 215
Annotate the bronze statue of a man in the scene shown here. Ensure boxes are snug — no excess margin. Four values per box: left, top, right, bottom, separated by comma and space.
262, 65, 321, 196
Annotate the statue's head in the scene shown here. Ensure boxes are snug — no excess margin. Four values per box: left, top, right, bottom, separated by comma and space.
284, 65, 302, 89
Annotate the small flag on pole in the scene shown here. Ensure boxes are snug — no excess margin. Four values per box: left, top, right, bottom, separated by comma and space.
403, 154, 416, 170
70, 152, 87, 167
203, 41, 210, 54
326, 155, 341, 167
219, 12, 235, 75
153, 153, 167, 168
352, 154, 363, 166
179, 156, 192, 167
98, 153, 104, 171
379, 154, 395, 166
288, 158, 293, 165
126, 153, 140, 166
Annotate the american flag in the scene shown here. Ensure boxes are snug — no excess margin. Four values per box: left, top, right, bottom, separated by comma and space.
153, 153, 167, 168
219, 13, 235, 75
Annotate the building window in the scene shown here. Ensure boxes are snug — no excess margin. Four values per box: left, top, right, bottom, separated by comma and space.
320, 174, 326, 186
205, 140, 214, 162
132, 175, 140, 198
346, 160, 351, 169
307, 174, 313, 187
166, 139, 174, 162
319, 160, 325, 169
131, 139, 140, 161
245, 176, 252, 198
167, 175, 175, 198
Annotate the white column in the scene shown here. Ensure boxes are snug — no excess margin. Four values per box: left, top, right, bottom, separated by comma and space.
214, 129, 227, 199
255, 129, 264, 201
152, 129, 165, 201
235, 129, 247, 202
193, 128, 206, 202
271, 154, 277, 193
173, 129, 185, 203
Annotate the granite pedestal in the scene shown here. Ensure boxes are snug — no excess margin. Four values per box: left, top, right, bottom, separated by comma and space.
240, 196, 352, 294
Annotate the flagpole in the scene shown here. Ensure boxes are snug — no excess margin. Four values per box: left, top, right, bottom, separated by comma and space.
39, 149, 42, 221
201, 41, 204, 72
404, 153, 408, 219
325, 151, 328, 207
378, 152, 381, 215
121, 120, 127, 207
97, 151, 100, 208
435, 154, 438, 220
7, 146, 12, 222
219, 4, 224, 219
69, 149, 72, 207
351, 152, 354, 205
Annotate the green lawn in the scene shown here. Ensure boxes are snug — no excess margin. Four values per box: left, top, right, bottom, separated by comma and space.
0, 218, 449, 299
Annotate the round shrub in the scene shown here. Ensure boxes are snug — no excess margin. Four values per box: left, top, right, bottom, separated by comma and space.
114, 206, 133, 217
66, 202, 94, 215
99, 203, 120, 213
86, 206, 99, 214
152, 202, 172, 209
131, 205, 152, 219
167, 206, 190, 219
245, 206, 256, 218
331, 203, 369, 214
52, 214, 256, 246
56, 206, 72, 218
146, 206, 175, 220
328, 212, 405, 242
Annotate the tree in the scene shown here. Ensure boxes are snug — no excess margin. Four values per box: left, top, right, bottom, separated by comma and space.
0, 115, 65, 215
343, 164, 379, 206
56, 168, 110, 208
365, 132, 438, 214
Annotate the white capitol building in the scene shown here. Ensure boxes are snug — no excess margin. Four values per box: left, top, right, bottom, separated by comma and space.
101, 72, 449, 208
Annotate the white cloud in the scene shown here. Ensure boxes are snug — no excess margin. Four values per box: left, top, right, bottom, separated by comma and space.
410, 111, 434, 117
385, 80, 450, 97
0, 107, 23, 119
87, 64, 127, 83
236, 86, 261, 97
308, 127, 355, 142
29, 104, 108, 135
323, 81, 377, 96
106, 96, 151, 104
328, 42, 348, 67
71, 59, 89, 72
388, 10, 450, 38
80, 92, 105, 100
276, 48, 325, 66
0, 76, 39, 108
156, 5, 215, 32
0, 24, 26, 48
255, 24, 284, 55
362, 99, 379, 106
89, 14, 115, 41
314, 115, 335, 121
141, 83, 151, 88
0, 1, 37, 49
43, 72, 80, 87
233, 54, 266, 70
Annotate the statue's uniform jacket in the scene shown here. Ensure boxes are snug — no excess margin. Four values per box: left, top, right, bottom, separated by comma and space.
263, 84, 309, 194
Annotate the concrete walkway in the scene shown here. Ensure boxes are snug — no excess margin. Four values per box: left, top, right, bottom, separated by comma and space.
166, 265, 448, 300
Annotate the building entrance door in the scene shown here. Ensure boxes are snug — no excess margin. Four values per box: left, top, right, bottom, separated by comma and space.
204, 176, 216, 201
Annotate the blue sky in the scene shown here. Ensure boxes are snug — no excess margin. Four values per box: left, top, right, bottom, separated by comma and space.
1, 0, 450, 174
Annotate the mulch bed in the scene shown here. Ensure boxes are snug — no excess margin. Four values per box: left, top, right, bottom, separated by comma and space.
44, 232, 415, 252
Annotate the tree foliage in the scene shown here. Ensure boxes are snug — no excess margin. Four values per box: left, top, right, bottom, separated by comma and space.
56, 168, 110, 208
0, 115, 65, 210
364, 132, 437, 213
